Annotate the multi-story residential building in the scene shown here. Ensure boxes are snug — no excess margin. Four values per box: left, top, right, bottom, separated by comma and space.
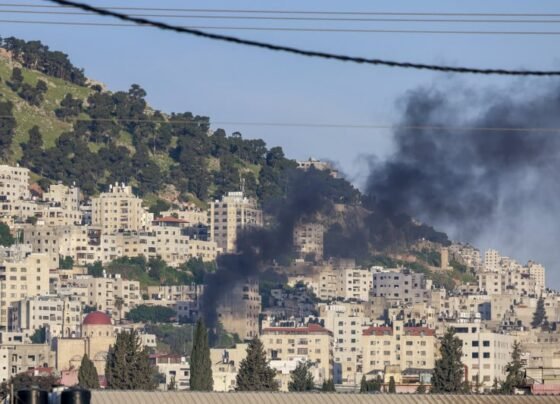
449, 243, 482, 271
447, 314, 515, 389
262, 322, 334, 382
147, 285, 204, 302
484, 249, 502, 272
210, 343, 248, 391
43, 183, 80, 211
8, 295, 82, 339
74, 275, 140, 319
218, 280, 261, 340
91, 183, 151, 233
209, 191, 263, 253
320, 306, 372, 385
0, 164, 30, 203
478, 271, 503, 295
0, 343, 52, 382
527, 261, 546, 294
338, 267, 373, 302
0, 245, 50, 328
371, 269, 430, 304
150, 354, 190, 391
361, 321, 436, 377
293, 223, 324, 261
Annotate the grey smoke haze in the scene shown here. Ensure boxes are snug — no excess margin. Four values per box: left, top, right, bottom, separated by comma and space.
202, 169, 332, 329
366, 79, 560, 288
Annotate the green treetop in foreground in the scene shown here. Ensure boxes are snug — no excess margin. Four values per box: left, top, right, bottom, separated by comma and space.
236, 337, 278, 391
189, 318, 213, 391
431, 328, 465, 393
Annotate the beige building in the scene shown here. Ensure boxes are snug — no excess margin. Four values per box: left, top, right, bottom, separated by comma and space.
75, 275, 140, 320
218, 280, 261, 340
293, 223, 324, 261
296, 158, 339, 178
210, 343, 248, 391
447, 316, 515, 389
8, 295, 82, 339
320, 305, 372, 385
55, 311, 116, 375
209, 191, 263, 253
91, 183, 151, 234
0, 343, 52, 382
361, 321, 436, 377
161, 206, 208, 226
262, 322, 333, 382
0, 165, 30, 211
0, 245, 50, 328
527, 261, 546, 294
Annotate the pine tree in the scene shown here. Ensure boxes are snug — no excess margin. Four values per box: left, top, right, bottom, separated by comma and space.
416, 381, 426, 394
189, 318, 213, 391
105, 330, 157, 390
288, 361, 314, 392
388, 376, 396, 394
431, 328, 464, 393
531, 297, 547, 328
359, 375, 367, 393
235, 337, 278, 391
321, 379, 335, 392
500, 341, 524, 394
78, 354, 100, 389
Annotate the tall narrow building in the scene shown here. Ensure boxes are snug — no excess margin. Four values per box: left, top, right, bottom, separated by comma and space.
209, 191, 263, 253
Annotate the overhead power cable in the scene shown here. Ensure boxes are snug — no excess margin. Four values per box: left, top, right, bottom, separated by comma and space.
5, 9, 560, 24
6, 3, 560, 18
41, 0, 560, 76
6, 19, 560, 36
1, 115, 560, 133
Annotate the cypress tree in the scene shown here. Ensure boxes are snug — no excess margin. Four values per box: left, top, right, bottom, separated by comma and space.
531, 297, 547, 328
431, 328, 464, 393
105, 330, 157, 390
235, 337, 278, 391
288, 361, 314, 392
388, 376, 396, 394
189, 318, 213, 391
78, 354, 99, 389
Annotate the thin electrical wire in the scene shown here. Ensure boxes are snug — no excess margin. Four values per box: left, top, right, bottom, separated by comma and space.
0, 115, 558, 133
2, 3, 560, 18
4, 9, 560, 24
4, 19, 560, 36
36, 0, 560, 76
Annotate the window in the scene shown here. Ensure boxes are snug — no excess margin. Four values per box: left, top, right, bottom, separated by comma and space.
483, 352, 490, 359
483, 341, 490, 347
472, 352, 479, 359
472, 341, 479, 347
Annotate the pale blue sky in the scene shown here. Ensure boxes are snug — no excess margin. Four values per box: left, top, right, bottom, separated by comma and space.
3, 0, 560, 285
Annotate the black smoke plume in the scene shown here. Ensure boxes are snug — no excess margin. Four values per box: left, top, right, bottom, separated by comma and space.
202, 169, 332, 329
366, 80, 560, 285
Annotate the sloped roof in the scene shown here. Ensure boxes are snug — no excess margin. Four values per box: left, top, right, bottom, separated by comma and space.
91, 391, 560, 404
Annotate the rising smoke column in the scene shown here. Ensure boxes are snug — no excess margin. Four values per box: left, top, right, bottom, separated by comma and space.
202, 169, 332, 329
366, 80, 560, 285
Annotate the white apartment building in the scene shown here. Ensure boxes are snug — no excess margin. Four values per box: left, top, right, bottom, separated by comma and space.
43, 183, 80, 211
447, 315, 515, 389
209, 191, 263, 253
0, 343, 52, 382
0, 245, 50, 328
8, 295, 82, 339
150, 354, 190, 391
293, 223, 324, 261
484, 249, 502, 272
91, 183, 152, 233
338, 267, 373, 302
210, 343, 248, 391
